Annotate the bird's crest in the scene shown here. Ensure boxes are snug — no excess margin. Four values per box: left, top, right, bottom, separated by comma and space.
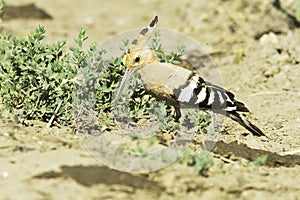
123, 16, 159, 70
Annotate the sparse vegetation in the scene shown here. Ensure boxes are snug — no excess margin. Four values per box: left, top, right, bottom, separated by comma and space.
0, 25, 214, 175
0, 27, 156, 127
179, 148, 214, 176
0, 26, 75, 125
0, 0, 4, 22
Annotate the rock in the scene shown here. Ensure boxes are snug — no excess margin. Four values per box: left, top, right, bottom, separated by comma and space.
259, 32, 279, 45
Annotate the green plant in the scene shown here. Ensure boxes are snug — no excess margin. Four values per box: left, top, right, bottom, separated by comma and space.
0, 0, 4, 22
0, 26, 210, 143
0, 26, 121, 127
151, 30, 185, 65
72, 38, 108, 133
252, 155, 268, 166
0, 26, 91, 126
0, 27, 160, 128
182, 109, 211, 135
179, 148, 214, 177
296, 0, 300, 22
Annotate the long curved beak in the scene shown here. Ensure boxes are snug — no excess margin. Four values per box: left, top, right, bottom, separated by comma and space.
112, 68, 136, 106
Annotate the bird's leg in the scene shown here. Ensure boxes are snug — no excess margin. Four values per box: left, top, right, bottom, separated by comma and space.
209, 110, 215, 136
174, 107, 181, 122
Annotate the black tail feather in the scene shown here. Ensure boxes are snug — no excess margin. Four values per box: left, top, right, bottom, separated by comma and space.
234, 101, 249, 112
224, 111, 265, 137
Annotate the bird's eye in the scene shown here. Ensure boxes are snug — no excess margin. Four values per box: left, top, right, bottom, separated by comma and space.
134, 56, 140, 62
120, 60, 125, 66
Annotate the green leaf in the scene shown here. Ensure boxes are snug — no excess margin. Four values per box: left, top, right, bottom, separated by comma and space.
253, 155, 268, 166
296, 1, 300, 22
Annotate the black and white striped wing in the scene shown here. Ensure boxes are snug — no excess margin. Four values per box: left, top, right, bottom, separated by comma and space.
175, 75, 248, 112
174, 73, 265, 136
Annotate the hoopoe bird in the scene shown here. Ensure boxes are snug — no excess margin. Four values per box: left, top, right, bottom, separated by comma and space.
113, 16, 266, 137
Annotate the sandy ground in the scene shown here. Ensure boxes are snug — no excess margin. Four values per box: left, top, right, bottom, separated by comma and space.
0, 0, 300, 199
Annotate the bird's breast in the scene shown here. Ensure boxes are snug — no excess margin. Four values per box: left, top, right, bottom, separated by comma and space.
136, 62, 194, 107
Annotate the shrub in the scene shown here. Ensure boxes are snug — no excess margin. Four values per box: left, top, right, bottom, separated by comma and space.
0, 25, 209, 140
0, 26, 85, 126
0, 27, 167, 127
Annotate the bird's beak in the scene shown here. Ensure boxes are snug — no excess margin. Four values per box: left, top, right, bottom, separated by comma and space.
112, 68, 136, 106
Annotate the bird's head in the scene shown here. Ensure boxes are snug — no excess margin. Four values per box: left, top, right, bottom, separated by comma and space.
113, 16, 159, 106
123, 48, 157, 71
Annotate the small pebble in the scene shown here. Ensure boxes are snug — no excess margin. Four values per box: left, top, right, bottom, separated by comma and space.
259, 32, 278, 45
2, 171, 9, 178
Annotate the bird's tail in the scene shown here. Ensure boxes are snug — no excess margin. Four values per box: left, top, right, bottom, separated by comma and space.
223, 111, 265, 137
